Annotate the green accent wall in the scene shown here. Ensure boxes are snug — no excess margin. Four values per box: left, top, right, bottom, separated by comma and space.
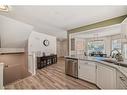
68, 15, 127, 33
67, 15, 127, 55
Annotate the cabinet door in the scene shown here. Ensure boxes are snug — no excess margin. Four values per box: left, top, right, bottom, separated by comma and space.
117, 71, 127, 89
78, 60, 96, 83
97, 64, 116, 89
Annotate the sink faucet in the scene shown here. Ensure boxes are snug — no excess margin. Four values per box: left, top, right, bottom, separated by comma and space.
110, 49, 123, 62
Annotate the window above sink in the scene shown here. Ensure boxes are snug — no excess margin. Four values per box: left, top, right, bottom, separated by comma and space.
88, 40, 105, 55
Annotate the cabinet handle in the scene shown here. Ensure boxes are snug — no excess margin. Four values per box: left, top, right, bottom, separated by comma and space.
79, 66, 80, 69
120, 76, 126, 81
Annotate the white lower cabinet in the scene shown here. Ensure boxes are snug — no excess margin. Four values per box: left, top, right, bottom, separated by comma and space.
96, 63, 116, 89
77, 59, 127, 89
117, 71, 127, 89
78, 60, 96, 83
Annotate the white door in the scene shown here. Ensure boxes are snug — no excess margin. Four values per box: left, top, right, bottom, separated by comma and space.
96, 63, 116, 89
78, 60, 96, 83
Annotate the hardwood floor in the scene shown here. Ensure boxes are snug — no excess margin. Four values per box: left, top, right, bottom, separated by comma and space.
5, 58, 98, 89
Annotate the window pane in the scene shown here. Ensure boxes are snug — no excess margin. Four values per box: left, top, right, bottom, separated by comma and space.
88, 40, 104, 54
123, 44, 127, 59
112, 39, 121, 53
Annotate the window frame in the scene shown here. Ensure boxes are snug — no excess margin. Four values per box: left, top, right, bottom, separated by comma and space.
87, 40, 105, 54
123, 42, 127, 60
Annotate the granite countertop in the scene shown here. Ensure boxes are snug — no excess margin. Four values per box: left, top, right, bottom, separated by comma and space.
65, 55, 100, 61
65, 55, 127, 78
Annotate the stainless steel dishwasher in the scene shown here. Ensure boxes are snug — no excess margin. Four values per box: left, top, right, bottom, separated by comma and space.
65, 58, 78, 78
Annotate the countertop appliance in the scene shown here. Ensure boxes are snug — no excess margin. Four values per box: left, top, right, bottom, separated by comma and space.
65, 58, 78, 78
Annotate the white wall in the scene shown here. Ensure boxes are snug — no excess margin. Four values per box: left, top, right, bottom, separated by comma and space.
57, 39, 67, 57
0, 15, 33, 48
28, 31, 56, 75
28, 31, 56, 55
57, 40, 61, 57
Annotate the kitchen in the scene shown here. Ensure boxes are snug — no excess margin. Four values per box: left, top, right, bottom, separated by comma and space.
65, 15, 127, 89
0, 6, 127, 90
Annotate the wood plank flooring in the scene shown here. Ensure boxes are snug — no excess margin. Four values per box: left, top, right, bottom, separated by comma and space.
5, 58, 98, 89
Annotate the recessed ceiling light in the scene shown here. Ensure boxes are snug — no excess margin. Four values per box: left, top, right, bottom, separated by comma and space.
0, 5, 9, 12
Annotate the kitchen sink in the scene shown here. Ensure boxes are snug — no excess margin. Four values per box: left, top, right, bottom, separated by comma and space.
101, 58, 127, 67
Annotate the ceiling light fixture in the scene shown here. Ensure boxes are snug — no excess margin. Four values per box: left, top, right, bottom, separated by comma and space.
0, 5, 9, 12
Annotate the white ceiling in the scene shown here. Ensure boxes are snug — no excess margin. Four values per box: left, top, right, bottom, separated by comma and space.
0, 6, 127, 39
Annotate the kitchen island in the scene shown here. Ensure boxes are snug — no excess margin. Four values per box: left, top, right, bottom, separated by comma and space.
65, 55, 127, 89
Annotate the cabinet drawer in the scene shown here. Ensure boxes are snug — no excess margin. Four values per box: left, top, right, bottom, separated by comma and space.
79, 60, 96, 66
